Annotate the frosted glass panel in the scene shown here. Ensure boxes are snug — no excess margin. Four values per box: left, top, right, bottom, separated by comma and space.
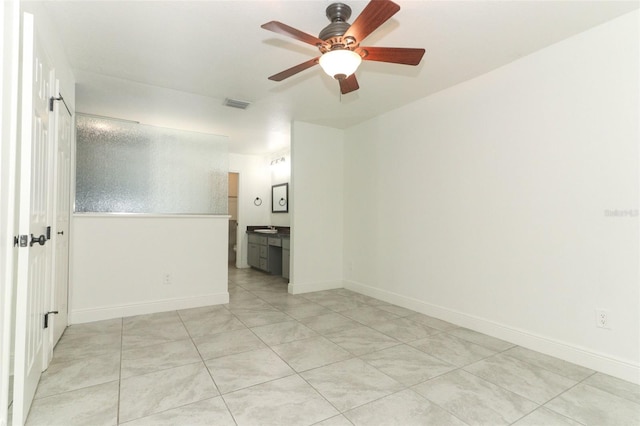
76, 115, 228, 214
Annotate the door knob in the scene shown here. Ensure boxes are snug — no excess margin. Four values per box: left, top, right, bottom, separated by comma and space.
30, 234, 46, 247
57, 231, 64, 235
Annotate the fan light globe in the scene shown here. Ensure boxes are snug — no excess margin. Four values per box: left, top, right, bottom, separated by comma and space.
319, 49, 362, 80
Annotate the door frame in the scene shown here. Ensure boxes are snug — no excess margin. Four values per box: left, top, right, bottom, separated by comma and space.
47, 80, 72, 360
0, 1, 22, 425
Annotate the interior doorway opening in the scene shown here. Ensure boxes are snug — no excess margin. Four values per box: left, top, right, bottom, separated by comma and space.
228, 172, 239, 266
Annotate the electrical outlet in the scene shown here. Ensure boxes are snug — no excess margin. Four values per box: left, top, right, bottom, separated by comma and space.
163, 273, 172, 286
595, 309, 609, 329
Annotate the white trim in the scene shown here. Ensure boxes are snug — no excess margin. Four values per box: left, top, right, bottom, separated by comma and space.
0, 0, 20, 424
345, 279, 640, 385
73, 213, 231, 219
69, 292, 230, 324
288, 280, 344, 295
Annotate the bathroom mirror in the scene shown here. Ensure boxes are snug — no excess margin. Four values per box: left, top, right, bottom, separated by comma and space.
272, 183, 288, 213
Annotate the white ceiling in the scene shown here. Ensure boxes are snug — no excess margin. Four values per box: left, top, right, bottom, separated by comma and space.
40, 0, 638, 155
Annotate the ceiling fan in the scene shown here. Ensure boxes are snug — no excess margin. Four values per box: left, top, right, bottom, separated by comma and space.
261, 0, 425, 95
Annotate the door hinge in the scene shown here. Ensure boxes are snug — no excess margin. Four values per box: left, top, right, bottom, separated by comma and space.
44, 311, 59, 329
14, 235, 28, 247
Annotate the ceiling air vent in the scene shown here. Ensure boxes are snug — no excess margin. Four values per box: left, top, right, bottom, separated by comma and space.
223, 98, 251, 110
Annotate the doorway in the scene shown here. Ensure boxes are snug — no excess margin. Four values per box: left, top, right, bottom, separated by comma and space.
228, 172, 239, 265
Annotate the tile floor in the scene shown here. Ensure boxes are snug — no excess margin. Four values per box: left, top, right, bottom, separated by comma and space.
23, 267, 640, 425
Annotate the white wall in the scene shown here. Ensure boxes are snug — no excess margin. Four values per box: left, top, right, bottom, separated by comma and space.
290, 122, 344, 294
343, 11, 639, 383
229, 153, 271, 268
70, 215, 229, 323
270, 151, 291, 227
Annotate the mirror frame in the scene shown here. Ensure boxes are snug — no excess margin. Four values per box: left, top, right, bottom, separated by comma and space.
271, 183, 288, 213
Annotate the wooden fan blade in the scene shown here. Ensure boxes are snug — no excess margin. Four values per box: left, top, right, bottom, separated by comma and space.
357, 46, 425, 65
339, 74, 359, 94
343, 0, 400, 44
261, 21, 325, 47
268, 57, 320, 82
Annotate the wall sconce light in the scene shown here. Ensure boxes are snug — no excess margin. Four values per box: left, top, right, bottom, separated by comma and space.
270, 157, 286, 166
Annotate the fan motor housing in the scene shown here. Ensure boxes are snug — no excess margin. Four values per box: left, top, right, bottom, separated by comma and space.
319, 3, 352, 40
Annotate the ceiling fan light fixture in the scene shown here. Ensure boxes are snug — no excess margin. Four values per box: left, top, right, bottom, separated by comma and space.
319, 49, 362, 80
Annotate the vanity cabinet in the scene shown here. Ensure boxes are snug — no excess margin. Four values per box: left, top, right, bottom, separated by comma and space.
247, 232, 290, 280
248, 234, 268, 271
282, 237, 290, 280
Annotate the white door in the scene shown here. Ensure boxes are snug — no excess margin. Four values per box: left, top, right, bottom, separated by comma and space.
12, 13, 54, 425
50, 86, 71, 349
0, 1, 21, 425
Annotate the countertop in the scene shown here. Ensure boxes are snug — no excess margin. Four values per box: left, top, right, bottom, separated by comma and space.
246, 226, 290, 237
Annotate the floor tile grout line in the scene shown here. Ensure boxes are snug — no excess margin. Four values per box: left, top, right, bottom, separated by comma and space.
532, 378, 592, 426
572, 370, 640, 406
459, 366, 550, 408
226, 272, 636, 422
407, 364, 543, 426
116, 317, 123, 425
34, 268, 640, 425
215, 283, 419, 414
178, 299, 241, 425
495, 349, 595, 384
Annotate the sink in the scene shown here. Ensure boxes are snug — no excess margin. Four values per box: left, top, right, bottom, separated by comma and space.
254, 229, 278, 234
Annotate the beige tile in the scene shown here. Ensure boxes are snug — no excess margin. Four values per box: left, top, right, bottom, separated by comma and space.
582, 372, 640, 404
119, 362, 219, 423
503, 346, 594, 382
340, 306, 400, 326
513, 407, 581, 425
369, 317, 439, 343
32, 267, 632, 426
192, 328, 266, 360
223, 375, 338, 426
545, 383, 640, 425
326, 326, 399, 356
410, 332, 496, 367
121, 339, 201, 378
232, 309, 293, 327
314, 415, 355, 426
413, 370, 538, 425
251, 320, 318, 345
360, 344, 455, 386
464, 353, 577, 404
52, 331, 121, 364
26, 381, 119, 426
119, 397, 235, 426
301, 358, 404, 412
205, 348, 294, 393
271, 336, 352, 372
35, 352, 120, 399
280, 302, 333, 319
344, 389, 467, 426
182, 311, 246, 337
122, 317, 190, 350
405, 313, 458, 331
447, 328, 515, 352
299, 312, 362, 335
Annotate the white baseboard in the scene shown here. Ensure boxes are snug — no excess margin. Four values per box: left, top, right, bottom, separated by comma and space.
288, 280, 344, 295
345, 279, 640, 385
69, 293, 229, 324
